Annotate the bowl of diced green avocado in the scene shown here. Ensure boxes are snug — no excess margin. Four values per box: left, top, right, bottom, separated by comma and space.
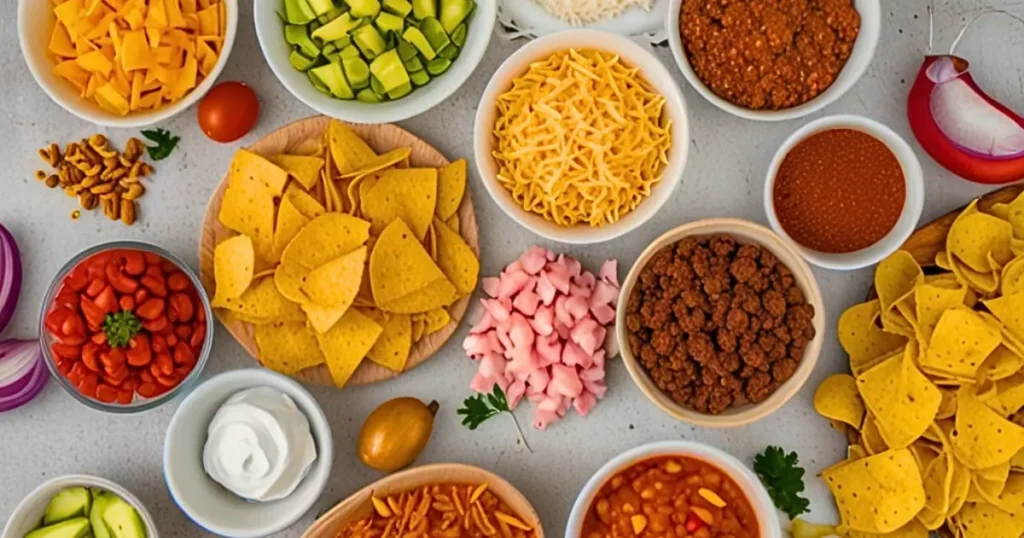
255, 0, 495, 123
2, 475, 157, 538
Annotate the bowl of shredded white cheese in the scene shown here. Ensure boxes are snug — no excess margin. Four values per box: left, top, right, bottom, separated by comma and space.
497, 0, 669, 38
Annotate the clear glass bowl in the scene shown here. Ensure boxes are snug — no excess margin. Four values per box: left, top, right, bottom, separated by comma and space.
38, 241, 214, 414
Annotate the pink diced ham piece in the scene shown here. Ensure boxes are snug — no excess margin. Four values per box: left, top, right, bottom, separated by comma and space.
544, 265, 571, 294
482, 277, 500, 298
506, 379, 527, 409
529, 305, 554, 336
573, 271, 596, 289
562, 341, 593, 369
535, 333, 562, 367
536, 273, 557, 306
464, 332, 502, 358
482, 298, 510, 323
564, 295, 590, 323
519, 246, 550, 275
497, 269, 531, 300
513, 290, 542, 316
571, 318, 602, 356
591, 280, 618, 309
470, 311, 495, 334
549, 364, 583, 399
574, 391, 597, 416
591, 304, 616, 325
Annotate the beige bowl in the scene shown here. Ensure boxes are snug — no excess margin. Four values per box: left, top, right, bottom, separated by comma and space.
301, 464, 544, 538
615, 218, 825, 427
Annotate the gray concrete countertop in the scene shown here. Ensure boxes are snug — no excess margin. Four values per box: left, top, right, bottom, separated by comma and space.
3, 0, 1023, 535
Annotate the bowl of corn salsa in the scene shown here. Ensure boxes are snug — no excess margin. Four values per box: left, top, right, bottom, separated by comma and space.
566, 441, 781, 538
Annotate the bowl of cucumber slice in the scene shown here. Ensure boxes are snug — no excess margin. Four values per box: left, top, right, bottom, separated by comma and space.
2, 475, 158, 538
255, 0, 496, 123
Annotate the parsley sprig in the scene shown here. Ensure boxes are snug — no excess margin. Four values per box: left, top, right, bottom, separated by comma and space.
754, 446, 811, 520
457, 385, 532, 452
140, 128, 180, 161
103, 310, 141, 348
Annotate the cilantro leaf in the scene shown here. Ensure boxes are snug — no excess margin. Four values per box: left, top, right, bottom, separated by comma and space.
457, 385, 531, 452
754, 446, 811, 520
103, 310, 141, 348
140, 128, 180, 161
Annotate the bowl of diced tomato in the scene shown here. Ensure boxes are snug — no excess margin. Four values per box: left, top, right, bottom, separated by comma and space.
39, 242, 214, 413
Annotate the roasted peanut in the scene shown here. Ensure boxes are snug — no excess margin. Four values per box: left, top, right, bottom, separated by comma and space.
120, 199, 136, 225
123, 183, 145, 200
44, 174, 59, 188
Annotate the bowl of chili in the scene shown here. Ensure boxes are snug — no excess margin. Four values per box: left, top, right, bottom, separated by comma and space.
567, 440, 781, 538
764, 114, 925, 271
666, 0, 881, 122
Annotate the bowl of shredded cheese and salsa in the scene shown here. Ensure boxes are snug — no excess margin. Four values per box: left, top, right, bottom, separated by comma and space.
473, 29, 689, 244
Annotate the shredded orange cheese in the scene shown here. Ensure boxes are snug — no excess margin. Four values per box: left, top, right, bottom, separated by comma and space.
492, 49, 671, 228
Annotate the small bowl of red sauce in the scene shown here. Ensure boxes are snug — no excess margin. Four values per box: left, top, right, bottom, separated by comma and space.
764, 114, 925, 271
567, 440, 781, 538
39, 242, 214, 413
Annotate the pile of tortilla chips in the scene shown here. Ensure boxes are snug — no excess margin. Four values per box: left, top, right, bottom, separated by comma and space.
211, 119, 478, 387
813, 193, 1024, 538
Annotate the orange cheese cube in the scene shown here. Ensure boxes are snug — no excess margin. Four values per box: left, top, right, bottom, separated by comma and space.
152, 45, 174, 64
53, 59, 91, 91
84, 73, 104, 98
217, 0, 225, 35
76, 49, 113, 76
179, 0, 196, 15
104, 0, 126, 9
165, 0, 187, 27
146, 27, 161, 47
145, 0, 168, 29
196, 38, 217, 76
74, 36, 96, 56
48, 22, 77, 57
84, 0, 104, 16
119, 30, 151, 71
54, 0, 83, 35
196, 0, 210, 8
108, 22, 122, 56
95, 83, 130, 114
85, 13, 116, 39
196, 4, 217, 36
138, 90, 162, 108
130, 70, 144, 110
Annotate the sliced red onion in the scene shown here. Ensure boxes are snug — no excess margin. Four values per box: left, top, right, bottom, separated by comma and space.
0, 339, 42, 396
0, 350, 47, 413
0, 224, 22, 335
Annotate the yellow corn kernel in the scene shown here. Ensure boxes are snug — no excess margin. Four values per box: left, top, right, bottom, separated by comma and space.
630, 515, 648, 534
691, 506, 715, 526
372, 496, 392, 518
640, 488, 655, 499
665, 461, 682, 474
622, 503, 636, 515
698, 488, 727, 508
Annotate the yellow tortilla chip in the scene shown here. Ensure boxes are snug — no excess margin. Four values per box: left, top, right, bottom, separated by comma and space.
358, 174, 379, 216
948, 204, 1014, 273
274, 263, 311, 304
411, 317, 425, 343
272, 194, 311, 262
343, 147, 411, 179
213, 277, 305, 322
328, 120, 377, 176
213, 235, 254, 301
435, 158, 466, 220
284, 183, 326, 219
856, 349, 941, 448
228, 149, 289, 196
936, 387, 958, 419
970, 461, 1009, 505
366, 312, 412, 372
950, 253, 1001, 296
989, 372, 1024, 417
1000, 256, 1024, 297
218, 181, 275, 263
379, 277, 458, 315
813, 374, 865, 430
821, 448, 925, 533
431, 217, 478, 297
994, 472, 1024, 513
445, 214, 460, 234
860, 415, 889, 455
921, 309, 1001, 379
361, 168, 438, 240
981, 345, 1024, 381
370, 219, 451, 306
984, 291, 1024, 344
302, 246, 366, 308
917, 450, 954, 530
952, 391, 1024, 469
838, 300, 907, 375
269, 154, 323, 190
951, 502, 1024, 538
420, 307, 451, 336
315, 309, 382, 387
914, 283, 967, 343
876, 250, 923, 314
254, 321, 324, 375
280, 213, 370, 270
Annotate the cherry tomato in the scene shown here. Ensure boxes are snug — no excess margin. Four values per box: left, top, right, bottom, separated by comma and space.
197, 81, 259, 143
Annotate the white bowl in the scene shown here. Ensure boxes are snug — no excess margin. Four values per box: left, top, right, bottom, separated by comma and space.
764, 114, 925, 271
565, 440, 782, 538
17, 0, 239, 128
254, 0, 496, 124
2, 474, 159, 538
616, 218, 825, 427
473, 29, 690, 244
163, 369, 333, 538
666, 0, 880, 121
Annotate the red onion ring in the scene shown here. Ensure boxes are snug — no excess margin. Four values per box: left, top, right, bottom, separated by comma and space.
0, 223, 22, 335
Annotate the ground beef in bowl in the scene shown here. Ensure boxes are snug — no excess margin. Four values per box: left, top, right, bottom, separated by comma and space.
624, 234, 816, 414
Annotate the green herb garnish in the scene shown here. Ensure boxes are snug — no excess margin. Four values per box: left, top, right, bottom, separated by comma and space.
140, 128, 180, 161
103, 310, 141, 348
457, 385, 532, 452
754, 446, 811, 520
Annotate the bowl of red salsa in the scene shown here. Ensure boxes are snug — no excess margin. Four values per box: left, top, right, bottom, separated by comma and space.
567, 440, 780, 538
39, 242, 214, 413
764, 114, 924, 271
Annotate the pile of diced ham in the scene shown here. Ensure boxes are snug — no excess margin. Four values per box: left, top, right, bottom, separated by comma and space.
463, 247, 620, 430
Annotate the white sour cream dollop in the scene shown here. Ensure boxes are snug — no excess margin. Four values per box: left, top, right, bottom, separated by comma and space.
202, 387, 317, 502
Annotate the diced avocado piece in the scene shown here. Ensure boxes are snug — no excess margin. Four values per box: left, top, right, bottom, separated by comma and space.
388, 82, 412, 99
324, 51, 341, 61
438, 43, 458, 60
370, 75, 386, 97
357, 88, 381, 103
309, 70, 331, 94
283, 0, 317, 24
289, 50, 318, 71
306, 0, 336, 16
411, 0, 435, 19
426, 57, 451, 75
419, 17, 449, 55
439, 0, 472, 33
308, 19, 322, 32
339, 44, 362, 60
353, 25, 386, 59
333, 35, 352, 48
285, 24, 322, 57
342, 54, 371, 89
25, 518, 92, 538
382, 0, 412, 17
310, 61, 355, 99
369, 49, 410, 93
44, 487, 92, 525
395, 36, 418, 61
101, 496, 146, 538
403, 56, 423, 72
346, 0, 380, 18
311, 12, 363, 41
409, 69, 430, 87
90, 493, 114, 538
375, 11, 404, 34
321, 3, 348, 21
322, 42, 338, 54
401, 27, 435, 60
450, 22, 467, 47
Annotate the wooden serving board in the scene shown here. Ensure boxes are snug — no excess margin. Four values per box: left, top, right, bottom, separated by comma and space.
198, 116, 479, 386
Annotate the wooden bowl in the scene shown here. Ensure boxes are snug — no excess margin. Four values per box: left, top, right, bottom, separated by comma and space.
615, 218, 826, 427
198, 116, 480, 386
300, 463, 544, 538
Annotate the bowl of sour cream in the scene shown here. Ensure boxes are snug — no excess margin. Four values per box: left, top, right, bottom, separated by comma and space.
163, 369, 332, 538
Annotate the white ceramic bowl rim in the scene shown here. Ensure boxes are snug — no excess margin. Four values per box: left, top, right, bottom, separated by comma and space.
163, 368, 333, 538
665, 0, 881, 122
763, 114, 926, 271
17, 0, 239, 127
1, 474, 160, 538
473, 29, 690, 244
565, 441, 782, 538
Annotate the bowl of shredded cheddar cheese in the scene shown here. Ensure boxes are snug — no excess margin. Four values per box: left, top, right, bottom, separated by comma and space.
474, 29, 689, 244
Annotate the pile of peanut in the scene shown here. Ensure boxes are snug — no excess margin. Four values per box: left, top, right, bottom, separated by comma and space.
36, 134, 153, 225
